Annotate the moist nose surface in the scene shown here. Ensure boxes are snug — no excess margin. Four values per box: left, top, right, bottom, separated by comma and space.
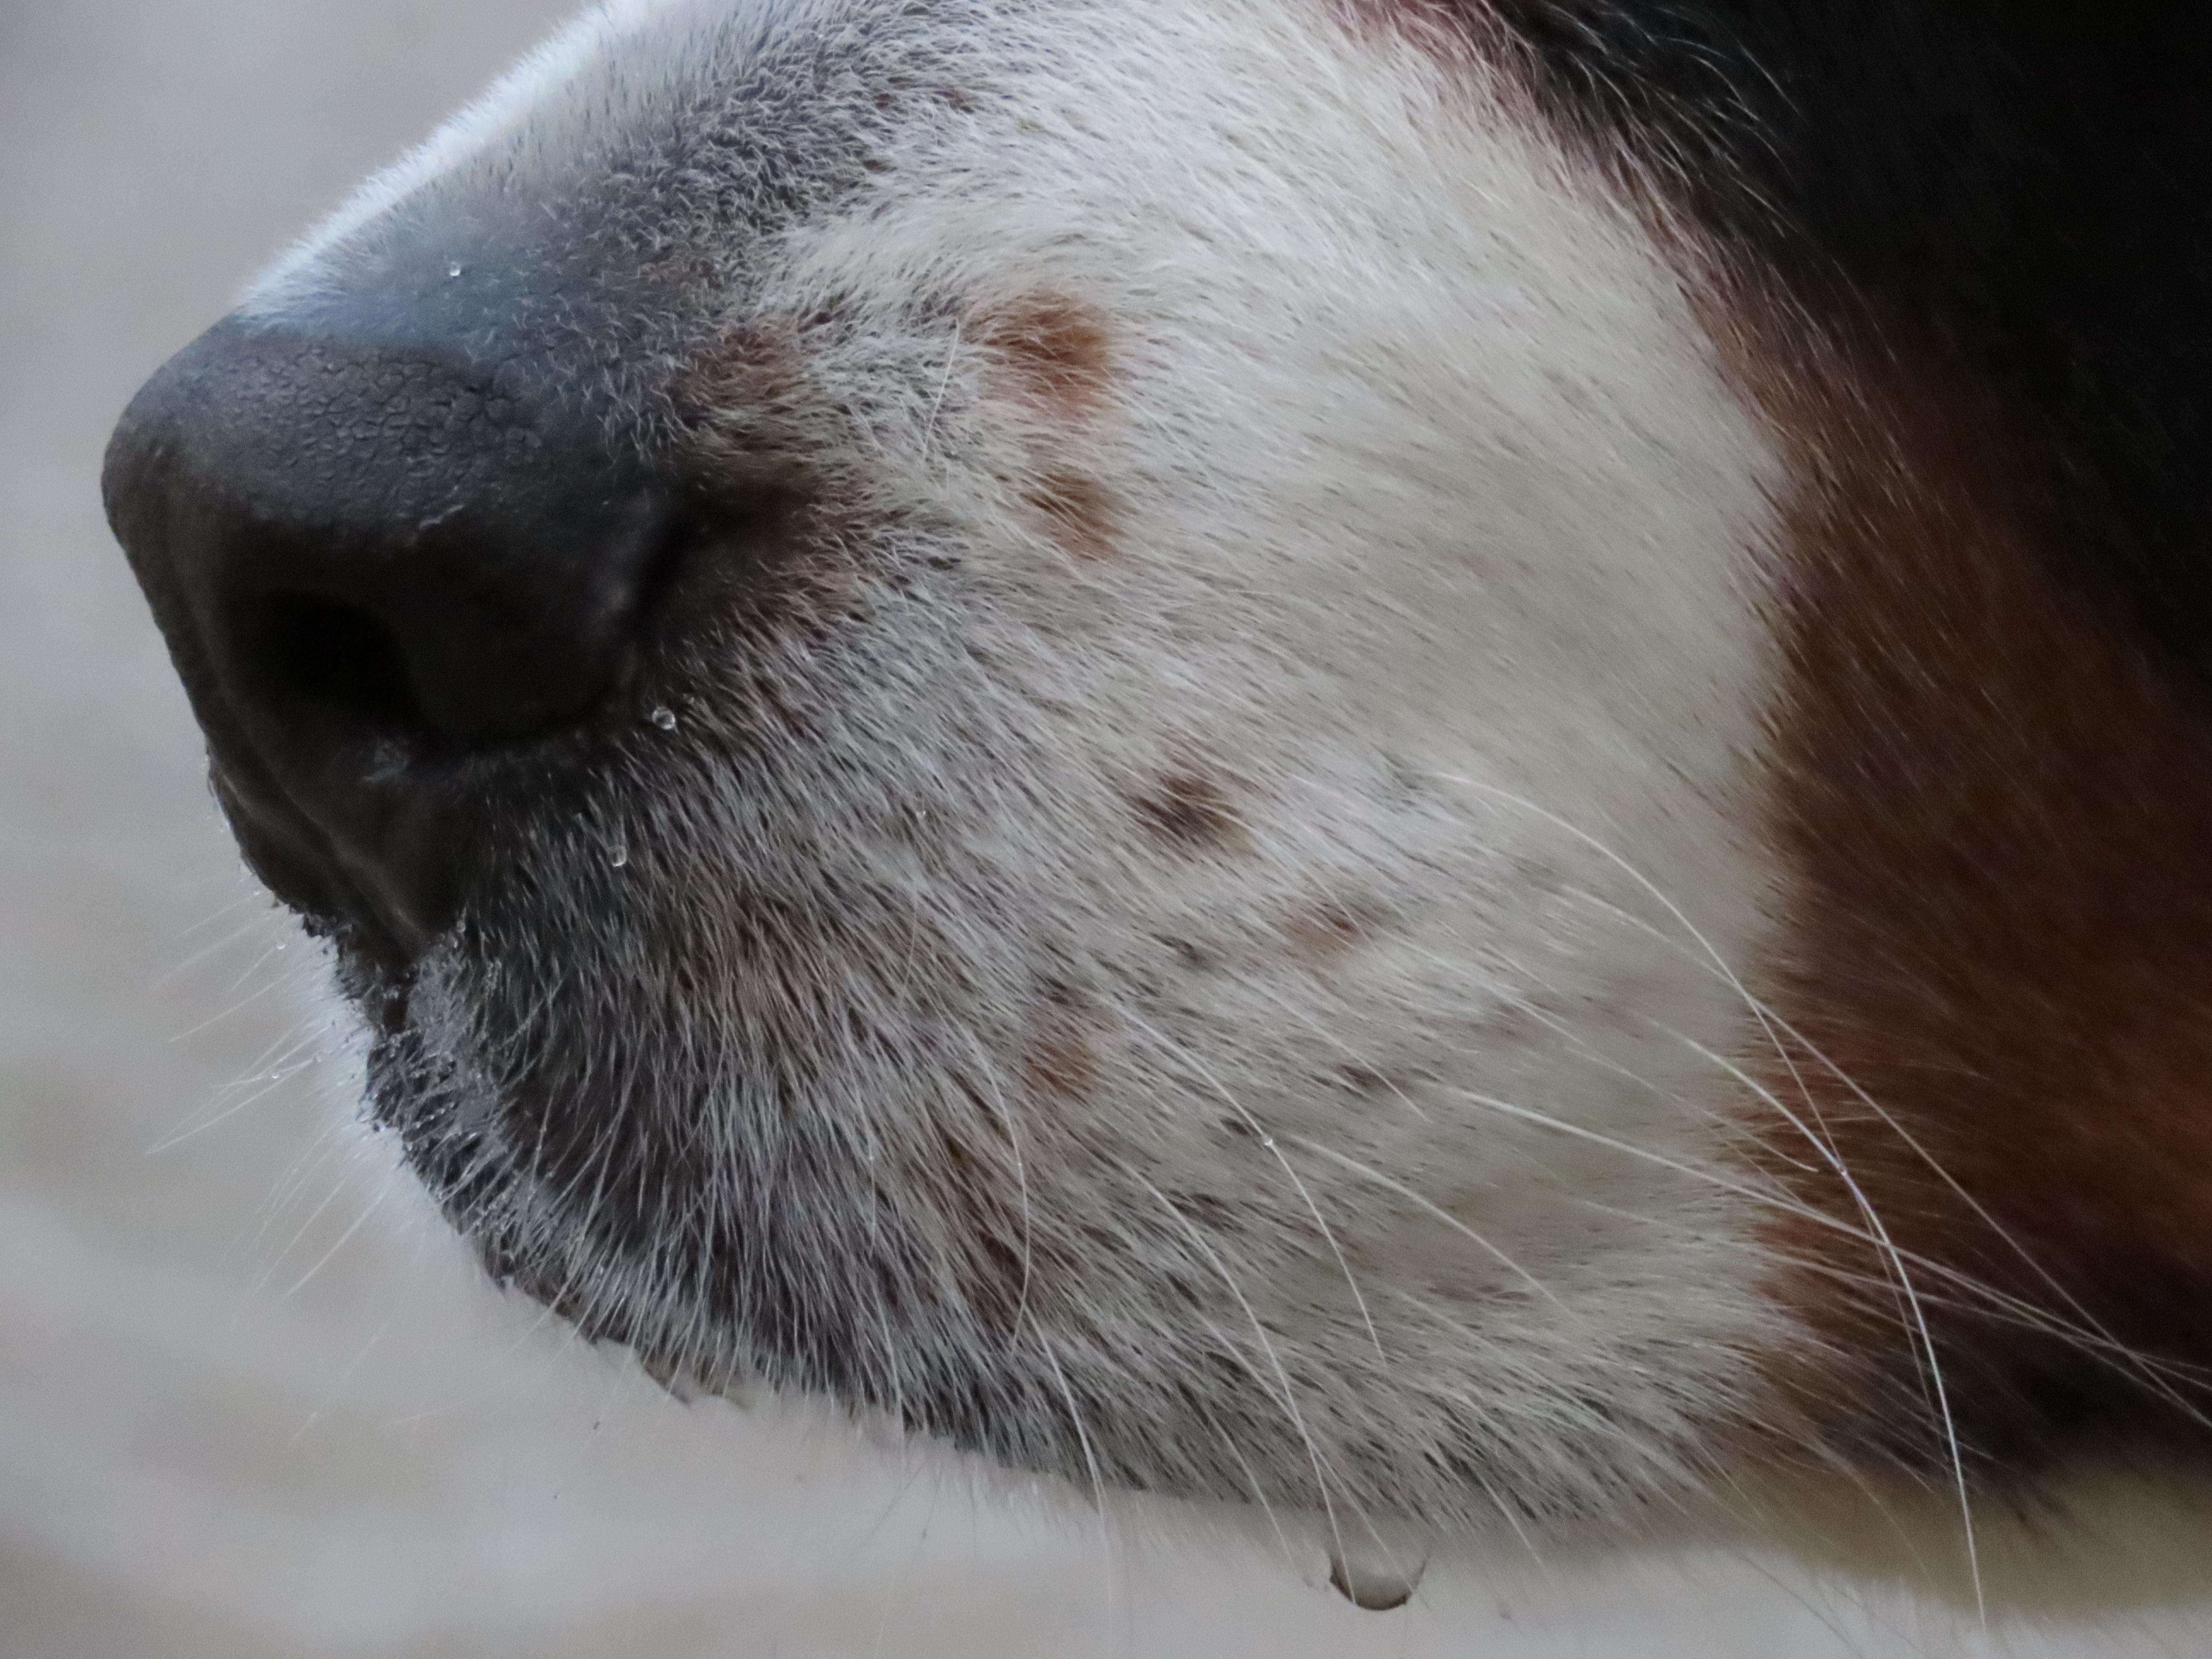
103, 314, 673, 957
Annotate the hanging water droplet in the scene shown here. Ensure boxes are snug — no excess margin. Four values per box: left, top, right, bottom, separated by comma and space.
1328, 1542, 1427, 1612
649, 705, 678, 731
608, 840, 629, 869
446, 261, 465, 279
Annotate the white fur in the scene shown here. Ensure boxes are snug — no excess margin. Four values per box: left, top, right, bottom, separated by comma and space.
260, 0, 1797, 1539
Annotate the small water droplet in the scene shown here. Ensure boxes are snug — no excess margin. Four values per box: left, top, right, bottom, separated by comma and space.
446, 261, 465, 279
608, 841, 629, 869
1328, 1543, 1427, 1612
649, 705, 678, 731
1260, 1133, 1278, 1149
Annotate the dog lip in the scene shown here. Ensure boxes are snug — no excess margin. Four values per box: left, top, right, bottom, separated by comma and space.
210, 754, 438, 974
351, 964, 414, 1039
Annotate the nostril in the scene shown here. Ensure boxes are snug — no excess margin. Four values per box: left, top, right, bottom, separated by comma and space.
253, 591, 432, 741
109, 317, 686, 954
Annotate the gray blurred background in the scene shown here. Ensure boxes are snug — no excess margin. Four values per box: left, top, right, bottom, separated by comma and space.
3, 3, 2203, 1654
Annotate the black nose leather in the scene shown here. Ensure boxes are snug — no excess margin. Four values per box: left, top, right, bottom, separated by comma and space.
105, 315, 672, 959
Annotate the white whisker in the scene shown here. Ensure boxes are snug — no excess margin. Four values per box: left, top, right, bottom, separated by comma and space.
1035, 1332, 1120, 1658
1422, 768, 1986, 1618
1281, 1134, 1573, 1316
1119, 1006, 1387, 1364
1134, 1170, 1353, 1569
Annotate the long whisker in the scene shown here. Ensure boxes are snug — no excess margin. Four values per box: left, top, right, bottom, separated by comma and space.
1566, 1193, 2136, 1361
1421, 769, 1986, 1616
1417, 1081, 2174, 1368
955, 1032, 1038, 1345
152, 899, 285, 988
1418, 961, 2185, 1377
1517, 834, 2126, 1360
279, 1187, 387, 1302
1132, 1169, 1353, 1569
1280, 1134, 1573, 1316
1119, 1007, 1386, 1364
1519, 885, 2212, 1415
1190, 1393, 1299, 1568
1234, 972, 1430, 1123
1670, 1030, 1982, 1620
150, 1027, 326, 1153
1415, 914, 2206, 1390
166, 956, 292, 1042
1740, 998, 2212, 1429
1034, 1330, 1120, 1654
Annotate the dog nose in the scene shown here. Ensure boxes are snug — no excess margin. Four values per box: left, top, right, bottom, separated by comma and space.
104, 316, 673, 957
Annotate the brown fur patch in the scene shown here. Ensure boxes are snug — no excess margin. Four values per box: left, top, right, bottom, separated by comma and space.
1734, 300, 2212, 1467
673, 325, 801, 419
975, 292, 1115, 419
1133, 765, 1246, 853
669, 323, 821, 504
1022, 468, 1121, 560
1284, 903, 1368, 967
1023, 1013, 1102, 1103
926, 1126, 1034, 1335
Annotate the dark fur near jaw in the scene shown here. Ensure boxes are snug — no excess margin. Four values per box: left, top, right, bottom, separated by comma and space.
1485, 1, 2212, 690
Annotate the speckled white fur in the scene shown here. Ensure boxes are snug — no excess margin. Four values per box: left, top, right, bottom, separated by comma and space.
257, 0, 1798, 1539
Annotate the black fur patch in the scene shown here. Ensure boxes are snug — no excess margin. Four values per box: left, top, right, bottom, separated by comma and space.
1493, 3, 2212, 687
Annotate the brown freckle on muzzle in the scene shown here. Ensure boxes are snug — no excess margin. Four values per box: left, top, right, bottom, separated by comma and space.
1023, 468, 1121, 560
975, 291, 1115, 418
673, 324, 801, 418
923, 1123, 1036, 1339
1133, 765, 1246, 853
669, 324, 821, 504
1023, 1012, 1102, 1103
1284, 902, 1369, 967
